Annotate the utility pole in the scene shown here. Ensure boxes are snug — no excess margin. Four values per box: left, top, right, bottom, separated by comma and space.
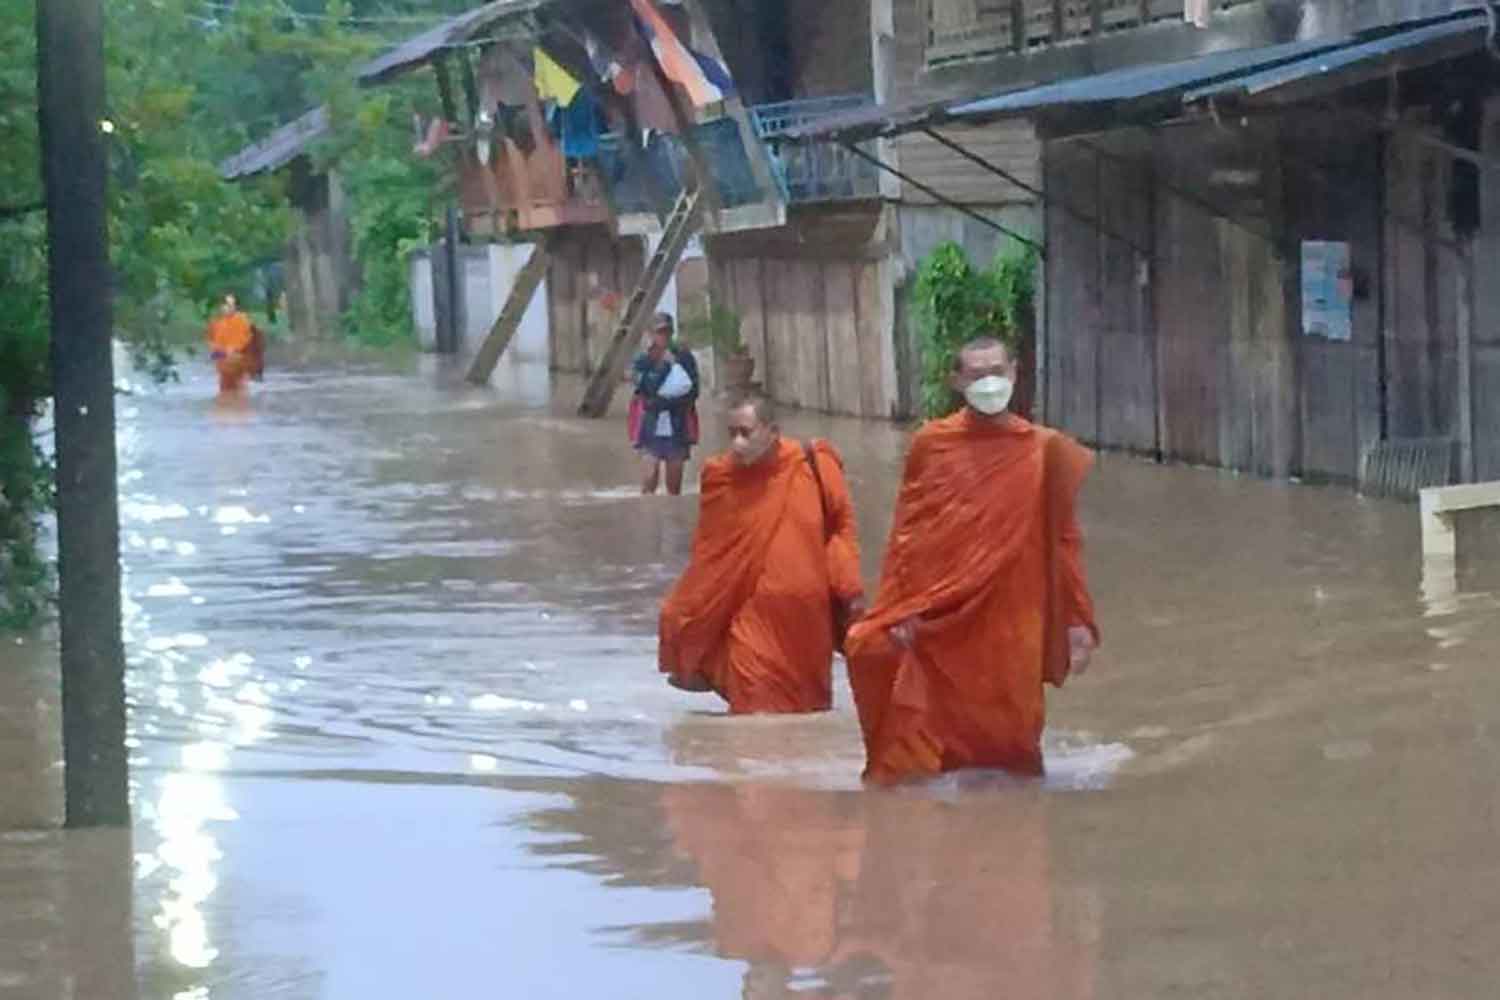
37, 0, 130, 827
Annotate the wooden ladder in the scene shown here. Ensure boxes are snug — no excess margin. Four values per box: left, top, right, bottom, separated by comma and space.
577, 186, 705, 418
464, 233, 555, 386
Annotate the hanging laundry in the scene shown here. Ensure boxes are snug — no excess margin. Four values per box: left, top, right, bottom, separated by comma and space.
631, 63, 680, 132
613, 62, 639, 96
628, 0, 726, 108
533, 46, 581, 105
413, 117, 450, 157
560, 90, 604, 160
691, 49, 736, 99
583, 32, 628, 91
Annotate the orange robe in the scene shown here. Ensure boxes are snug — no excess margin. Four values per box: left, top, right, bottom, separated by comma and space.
846, 412, 1097, 783
206, 312, 254, 394
660, 783, 864, 970
659, 438, 863, 714
834, 791, 1098, 1000
657, 779, 1097, 1000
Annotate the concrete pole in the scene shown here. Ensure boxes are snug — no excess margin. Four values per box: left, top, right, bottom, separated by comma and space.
37, 0, 131, 827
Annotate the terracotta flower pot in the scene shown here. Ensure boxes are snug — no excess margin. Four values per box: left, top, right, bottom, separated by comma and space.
722, 353, 756, 391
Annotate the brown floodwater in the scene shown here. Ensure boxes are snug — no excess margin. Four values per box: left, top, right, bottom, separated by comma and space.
3, 351, 1499, 999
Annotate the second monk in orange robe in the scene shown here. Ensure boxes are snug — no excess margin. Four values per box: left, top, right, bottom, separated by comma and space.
846, 337, 1100, 784
659, 396, 865, 714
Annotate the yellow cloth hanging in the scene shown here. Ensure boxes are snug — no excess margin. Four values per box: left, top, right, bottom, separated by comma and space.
533, 47, 581, 105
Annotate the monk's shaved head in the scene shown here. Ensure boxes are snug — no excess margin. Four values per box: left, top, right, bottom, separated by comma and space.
727, 394, 779, 466
728, 393, 777, 428
953, 337, 1011, 373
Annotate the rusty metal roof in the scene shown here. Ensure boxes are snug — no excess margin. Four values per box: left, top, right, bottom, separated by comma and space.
1183, 12, 1486, 104
793, 11, 1486, 142
218, 106, 329, 181
357, 0, 548, 86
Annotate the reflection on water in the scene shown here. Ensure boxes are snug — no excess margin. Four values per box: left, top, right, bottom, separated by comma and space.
1, 354, 1499, 998
653, 783, 1098, 1000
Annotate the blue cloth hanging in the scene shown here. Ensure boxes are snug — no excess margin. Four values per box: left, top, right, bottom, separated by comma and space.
560, 90, 604, 160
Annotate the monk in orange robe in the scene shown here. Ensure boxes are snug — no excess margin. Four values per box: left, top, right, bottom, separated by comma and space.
846, 337, 1099, 784
655, 726, 1097, 1000
659, 395, 865, 714
205, 293, 256, 395
830, 790, 1099, 1000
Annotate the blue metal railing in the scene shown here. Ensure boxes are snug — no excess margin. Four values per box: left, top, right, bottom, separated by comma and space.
598, 120, 763, 216
751, 95, 881, 204
598, 132, 684, 217
596, 96, 881, 218
750, 95, 873, 136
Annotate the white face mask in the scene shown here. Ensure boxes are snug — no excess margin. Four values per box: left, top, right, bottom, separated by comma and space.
963, 375, 1013, 415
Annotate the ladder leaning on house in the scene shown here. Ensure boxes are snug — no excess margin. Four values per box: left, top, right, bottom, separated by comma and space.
464, 233, 556, 386
577, 186, 706, 418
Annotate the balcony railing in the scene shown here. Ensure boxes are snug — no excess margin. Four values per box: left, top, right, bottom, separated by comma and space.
752, 96, 882, 204
598, 118, 768, 218
925, 0, 1260, 66
597, 98, 882, 217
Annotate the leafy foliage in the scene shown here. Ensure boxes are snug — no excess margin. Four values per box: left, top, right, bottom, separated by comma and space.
0, 0, 469, 628
338, 98, 440, 346
911, 240, 1037, 419
680, 305, 746, 356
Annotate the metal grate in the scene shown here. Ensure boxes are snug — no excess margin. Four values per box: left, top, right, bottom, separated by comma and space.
750, 96, 882, 204
1358, 437, 1455, 500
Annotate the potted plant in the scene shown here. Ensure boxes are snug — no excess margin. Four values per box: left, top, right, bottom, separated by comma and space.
684, 305, 754, 392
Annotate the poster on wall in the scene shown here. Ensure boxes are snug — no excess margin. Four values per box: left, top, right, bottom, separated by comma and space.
1301, 240, 1353, 342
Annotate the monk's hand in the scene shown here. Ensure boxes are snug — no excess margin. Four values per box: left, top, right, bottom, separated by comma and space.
889, 616, 919, 650
1068, 626, 1096, 677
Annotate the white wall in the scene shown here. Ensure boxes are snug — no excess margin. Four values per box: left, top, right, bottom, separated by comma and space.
408, 250, 436, 351
484, 243, 549, 365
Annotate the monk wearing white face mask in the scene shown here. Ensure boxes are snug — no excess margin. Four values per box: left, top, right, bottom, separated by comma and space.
845, 337, 1100, 784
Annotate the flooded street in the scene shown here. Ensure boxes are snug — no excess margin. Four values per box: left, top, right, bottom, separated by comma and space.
4, 355, 1500, 999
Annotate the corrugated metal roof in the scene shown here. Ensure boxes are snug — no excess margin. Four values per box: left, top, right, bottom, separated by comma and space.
781, 97, 949, 142
358, 0, 547, 87
1183, 12, 1486, 103
947, 37, 1342, 120
218, 107, 329, 181
793, 11, 1489, 143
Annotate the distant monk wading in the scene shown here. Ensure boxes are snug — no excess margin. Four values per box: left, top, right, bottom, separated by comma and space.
846, 337, 1099, 783
205, 293, 262, 395
659, 395, 866, 714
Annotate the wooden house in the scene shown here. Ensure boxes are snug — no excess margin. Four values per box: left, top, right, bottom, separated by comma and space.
807, 0, 1500, 489
219, 106, 358, 341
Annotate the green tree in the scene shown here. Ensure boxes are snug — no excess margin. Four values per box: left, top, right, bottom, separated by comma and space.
2, 0, 475, 628
911, 241, 1038, 419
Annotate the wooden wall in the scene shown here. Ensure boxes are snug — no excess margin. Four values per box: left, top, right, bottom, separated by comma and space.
700, 0, 872, 103
1474, 99, 1500, 482
285, 164, 357, 341
547, 228, 645, 373
1044, 130, 1161, 458
788, 0, 874, 98
1043, 109, 1499, 485
706, 206, 899, 417
1045, 121, 1322, 477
